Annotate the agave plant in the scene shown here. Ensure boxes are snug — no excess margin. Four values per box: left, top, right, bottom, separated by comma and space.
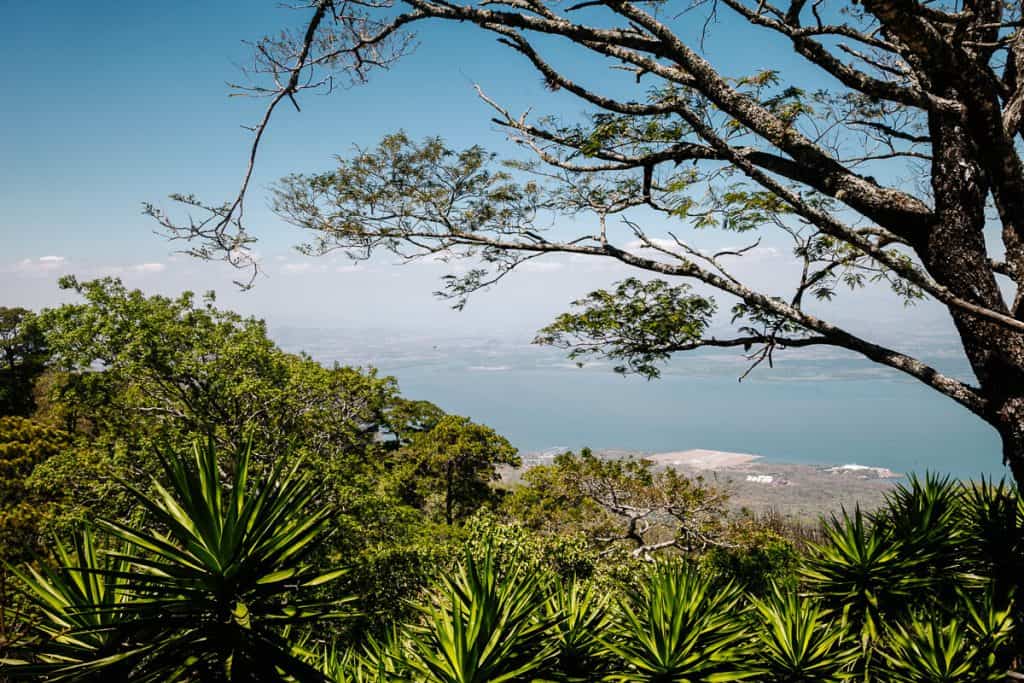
313, 627, 410, 683
874, 473, 965, 601
744, 583, 857, 682
959, 479, 1024, 595
545, 578, 612, 681
876, 611, 1010, 682
801, 508, 924, 646
0, 531, 136, 681
405, 551, 554, 683
8, 439, 351, 681
604, 561, 752, 682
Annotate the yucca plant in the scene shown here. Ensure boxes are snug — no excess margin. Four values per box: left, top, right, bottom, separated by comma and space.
876, 611, 1010, 682
604, 561, 753, 682
0, 531, 137, 681
874, 473, 965, 602
8, 439, 351, 681
744, 583, 857, 682
405, 551, 554, 683
959, 479, 1024, 595
801, 508, 924, 647
103, 439, 352, 681
313, 627, 410, 683
545, 578, 612, 681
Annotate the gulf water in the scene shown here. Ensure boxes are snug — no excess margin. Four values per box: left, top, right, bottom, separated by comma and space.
276, 329, 1005, 481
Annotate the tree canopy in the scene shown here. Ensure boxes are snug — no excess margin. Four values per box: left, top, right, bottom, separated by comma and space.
0, 309, 49, 418
149, 0, 1024, 486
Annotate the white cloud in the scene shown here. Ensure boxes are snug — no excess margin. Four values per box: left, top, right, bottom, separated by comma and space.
9, 256, 70, 274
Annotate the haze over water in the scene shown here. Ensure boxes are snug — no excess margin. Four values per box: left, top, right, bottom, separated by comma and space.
276, 328, 1004, 482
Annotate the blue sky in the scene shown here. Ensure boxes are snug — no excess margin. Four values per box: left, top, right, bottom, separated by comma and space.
1, 1, 956, 342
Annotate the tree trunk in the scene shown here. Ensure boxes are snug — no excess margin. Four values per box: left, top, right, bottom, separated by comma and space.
924, 107, 1024, 486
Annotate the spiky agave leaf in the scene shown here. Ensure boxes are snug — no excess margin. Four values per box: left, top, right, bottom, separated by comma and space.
743, 583, 857, 682
13, 439, 352, 681
545, 578, 612, 682
405, 550, 554, 683
0, 531, 140, 681
312, 626, 410, 683
801, 508, 925, 647
874, 473, 965, 601
958, 478, 1024, 599
876, 610, 1011, 682
604, 561, 754, 682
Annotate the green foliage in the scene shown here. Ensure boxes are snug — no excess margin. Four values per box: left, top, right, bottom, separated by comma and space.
746, 584, 857, 681
0, 418, 69, 560
801, 508, 923, 647
877, 611, 1011, 682
393, 415, 519, 525
700, 524, 798, 595
0, 417, 70, 647
38, 277, 396, 462
460, 512, 598, 581
1, 531, 133, 682
545, 579, 612, 682
535, 278, 716, 379
0, 308, 49, 418
4, 440, 350, 681
405, 551, 554, 683
605, 561, 752, 681
506, 449, 728, 559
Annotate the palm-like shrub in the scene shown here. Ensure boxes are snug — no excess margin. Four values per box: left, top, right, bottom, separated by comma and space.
6, 440, 350, 681
802, 508, 924, 646
959, 479, 1024, 592
605, 561, 751, 682
545, 578, 611, 681
315, 628, 409, 683
877, 612, 1011, 682
745, 584, 857, 681
1, 531, 135, 681
405, 551, 553, 683
875, 473, 964, 601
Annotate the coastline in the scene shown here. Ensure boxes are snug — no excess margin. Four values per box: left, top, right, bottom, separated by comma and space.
514, 447, 902, 523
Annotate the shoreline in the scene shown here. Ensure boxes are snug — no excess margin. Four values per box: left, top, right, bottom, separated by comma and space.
515, 447, 902, 522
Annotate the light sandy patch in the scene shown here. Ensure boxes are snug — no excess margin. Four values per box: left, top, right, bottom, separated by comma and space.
647, 449, 761, 469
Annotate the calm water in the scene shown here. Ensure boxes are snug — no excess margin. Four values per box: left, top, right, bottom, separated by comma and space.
391, 366, 1004, 480
276, 329, 1007, 481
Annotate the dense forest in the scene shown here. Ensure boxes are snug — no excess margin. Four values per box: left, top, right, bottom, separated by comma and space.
0, 277, 1021, 680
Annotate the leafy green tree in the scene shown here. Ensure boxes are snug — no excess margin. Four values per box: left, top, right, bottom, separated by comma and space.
31, 277, 428, 546
0, 308, 49, 418
158, 0, 1024, 487
395, 415, 519, 525
0, 417, 69, 646
508, 449, 729, 560
38, 276, 394, 461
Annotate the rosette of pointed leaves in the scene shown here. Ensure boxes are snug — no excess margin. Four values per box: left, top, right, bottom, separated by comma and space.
801, 508, 925, 647
405, 551, 554, 683
313, 627, 409, 683
873, 473, 965, 602
1, 531, 136, 681
545, 578, 612, 681
876, 610, 1011, 683
9, 439, 352, 681
604, 561, 752, 681
744, 583, 857, 681
97, 439, 351, 681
